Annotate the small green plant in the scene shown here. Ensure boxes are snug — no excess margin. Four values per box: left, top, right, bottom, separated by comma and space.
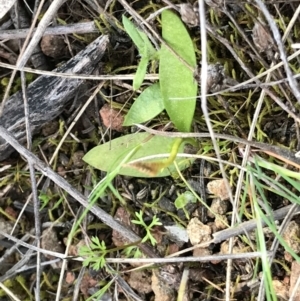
39, 191, 53, 209
39, 191, 62, 210
174, 191, 197, 219
122, 10, 197, 131
123, 245, 142, 258
131, 210, 162, 246
79, 237, 108, 270
77, 212, 160, 293
83, 10, 198, 178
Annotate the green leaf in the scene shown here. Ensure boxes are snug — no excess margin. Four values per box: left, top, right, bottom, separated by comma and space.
133, 56, 149, 90
159, 10, 197, 132
139, 30, 158, 59
83, 132, 193, 178
174, 191, 197, 209
123, 83, 164, 126
122, 15, 157, 58
147, 233, 158, 246
122, 15, 145, 53
149, 215, 162, 227
122, 15, 158, 90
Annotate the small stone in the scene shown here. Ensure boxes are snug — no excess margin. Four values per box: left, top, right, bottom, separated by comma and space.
252, 21, 274, 58
165, 225, 189, 243
284, 251, 293, 262
41, 120, 59, 136
179, 3, 199, 27
41, 35, 66, 58
272, 280, 288, 300
220, 240, 242, 255
289, 261, 300, 299
99, 103, 124, 132
4, 206, 18, 219
207, 179, 230, 201
214, 214, 228, 230
80, 271, 99, 297
283, 276, 289, 286
187, 217, 212, 245
41, 228, 64, 260
67, 239, 86, 257
193, 247, 212, 257
282, 221, 300, 254
207, 198, 229, 218
152, 267, 178, 301
168, 243, 180, 255
128, 271, 152, 294
65, 271, 76, 285
206, 63, 225, 93
72, 150, 85, 168
57, 166, 66, 177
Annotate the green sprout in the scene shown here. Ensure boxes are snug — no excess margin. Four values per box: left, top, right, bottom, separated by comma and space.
79, 237, 108, 271
123, 245, 142, 258
131, 210, 162, 246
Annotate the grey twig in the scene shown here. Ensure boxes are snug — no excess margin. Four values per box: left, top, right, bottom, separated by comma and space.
0, 242, 36, 283
21, 65, 42, 300
104, 252, 270, 264
0, 22, 99, 40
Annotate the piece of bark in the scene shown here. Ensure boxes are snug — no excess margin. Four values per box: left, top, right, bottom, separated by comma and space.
0, 34, 109, 161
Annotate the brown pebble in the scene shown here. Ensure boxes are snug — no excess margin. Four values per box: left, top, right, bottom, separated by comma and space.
99, 103, 124, 132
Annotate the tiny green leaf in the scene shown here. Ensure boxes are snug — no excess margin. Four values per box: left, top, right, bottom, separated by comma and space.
133, 56, 149, 90
122, 15, 157, 58
159, 10, 197, 132
139, 30, 158, 59
123, 83, 164, 126
122, 15, 145, 52
83, 132, 193, 178
122, 15, 158, 90
174, 191, 197, 209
